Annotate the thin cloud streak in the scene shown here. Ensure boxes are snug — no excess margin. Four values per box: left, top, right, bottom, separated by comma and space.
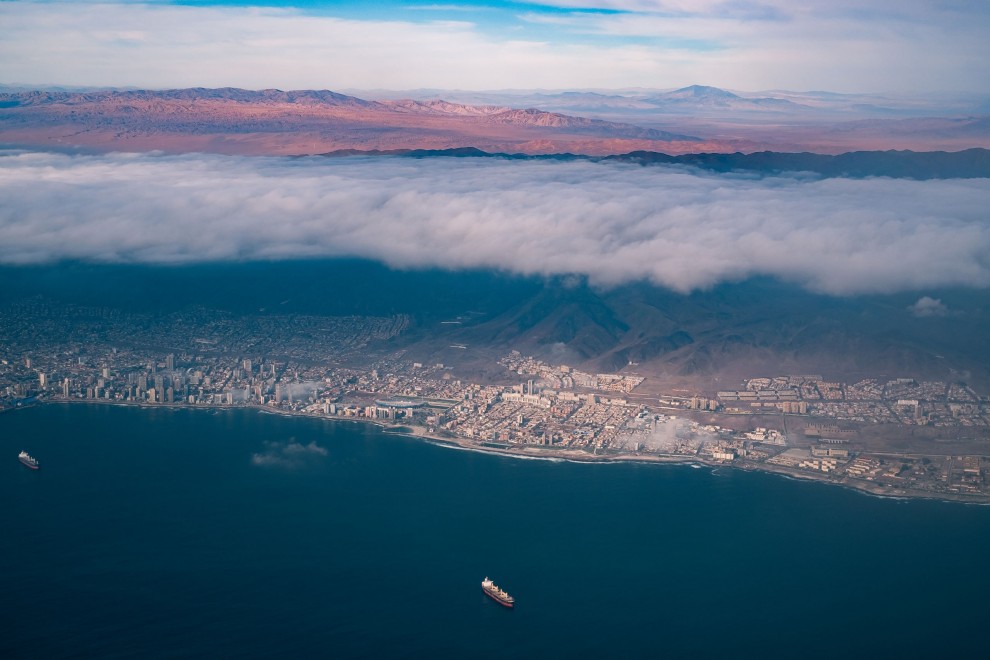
1, 150, 989, 295
0, 2, 986, 92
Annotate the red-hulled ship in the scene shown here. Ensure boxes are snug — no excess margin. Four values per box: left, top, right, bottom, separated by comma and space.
481, 577, 514, 608
19, 451, 40, 470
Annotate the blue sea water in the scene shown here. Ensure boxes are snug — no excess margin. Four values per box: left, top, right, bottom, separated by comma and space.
3, 404, 990, 659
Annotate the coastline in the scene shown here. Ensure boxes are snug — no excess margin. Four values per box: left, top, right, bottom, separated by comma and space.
31, 397, 990, 505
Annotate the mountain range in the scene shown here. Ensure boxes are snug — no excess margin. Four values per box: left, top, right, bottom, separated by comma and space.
0, 87, 711, 156
4, 85, 989, 156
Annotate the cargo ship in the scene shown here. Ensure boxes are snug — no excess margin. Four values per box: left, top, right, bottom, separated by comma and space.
18, 451, 40, 470
481, 577, 514, 608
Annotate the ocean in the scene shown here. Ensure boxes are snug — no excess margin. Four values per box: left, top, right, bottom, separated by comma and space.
3, 404, 989, 658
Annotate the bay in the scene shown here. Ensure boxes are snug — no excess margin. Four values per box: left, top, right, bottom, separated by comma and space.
2, 404, 989, 658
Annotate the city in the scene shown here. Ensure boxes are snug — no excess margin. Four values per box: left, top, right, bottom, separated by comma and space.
3, 299, 988, 503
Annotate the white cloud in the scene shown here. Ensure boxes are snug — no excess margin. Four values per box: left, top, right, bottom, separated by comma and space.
1, 150, 989, 296
251, 439, 328, 468
0, 2, 986, 92
517, 3, 989, 91
908, 296, 949, 317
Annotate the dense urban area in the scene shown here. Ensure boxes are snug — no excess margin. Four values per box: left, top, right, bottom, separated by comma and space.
3, 300, 989, 502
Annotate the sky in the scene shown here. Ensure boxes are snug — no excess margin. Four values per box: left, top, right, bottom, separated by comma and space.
0, 0, 988, 93
2, 150, 988, 296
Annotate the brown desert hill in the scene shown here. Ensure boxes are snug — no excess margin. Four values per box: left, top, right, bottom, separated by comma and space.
4, 260, 987, 394
379, 99, 508, 115
0, 86, 710, 156
437, 279, 990, 392
376, 99, 686, 139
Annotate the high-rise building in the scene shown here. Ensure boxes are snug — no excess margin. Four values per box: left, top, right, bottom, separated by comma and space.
165, 354, 175, 371
38, 372, 47, 389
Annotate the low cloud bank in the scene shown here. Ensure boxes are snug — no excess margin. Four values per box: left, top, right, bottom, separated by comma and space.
2, 150, 989, 295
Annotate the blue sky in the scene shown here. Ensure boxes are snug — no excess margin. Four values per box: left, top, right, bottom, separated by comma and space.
0, 1, 987, 92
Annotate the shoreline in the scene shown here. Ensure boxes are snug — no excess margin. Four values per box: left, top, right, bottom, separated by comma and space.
28, 397, 990, 505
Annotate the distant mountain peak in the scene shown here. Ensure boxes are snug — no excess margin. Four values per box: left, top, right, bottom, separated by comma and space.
640, 85, 811, 113
668, 85, 740, 100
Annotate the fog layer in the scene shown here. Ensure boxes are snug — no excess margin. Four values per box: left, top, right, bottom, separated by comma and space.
2, 151, 988, 295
